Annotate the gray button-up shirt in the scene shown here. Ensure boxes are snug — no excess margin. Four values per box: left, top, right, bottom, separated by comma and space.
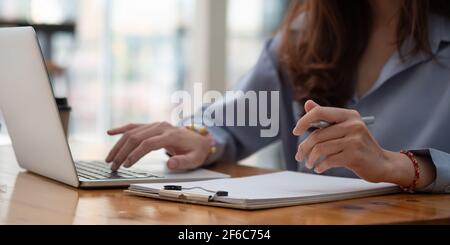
186, 14, 450, 193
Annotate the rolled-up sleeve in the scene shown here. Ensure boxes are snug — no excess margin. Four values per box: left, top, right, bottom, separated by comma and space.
411, 149, 450, 193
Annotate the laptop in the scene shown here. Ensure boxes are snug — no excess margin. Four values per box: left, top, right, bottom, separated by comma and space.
0, 27, 229, 188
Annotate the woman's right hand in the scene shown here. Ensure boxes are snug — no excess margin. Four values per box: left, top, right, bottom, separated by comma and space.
105, 122, 212, 171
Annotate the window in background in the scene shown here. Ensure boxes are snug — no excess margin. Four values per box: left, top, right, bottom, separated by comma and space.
226, 0, 289, 88
0, 0, 76, 23
71, 0, 195, 142
0, 0, 77, 144
0, 0, 195, 144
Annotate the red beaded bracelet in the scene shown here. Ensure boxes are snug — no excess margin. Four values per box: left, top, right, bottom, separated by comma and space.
400, 150, 420, 193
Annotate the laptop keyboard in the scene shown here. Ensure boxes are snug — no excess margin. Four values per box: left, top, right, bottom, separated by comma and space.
75, 161, 162, 180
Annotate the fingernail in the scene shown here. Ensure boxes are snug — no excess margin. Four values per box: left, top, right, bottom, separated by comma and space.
111, 162, 120, 171
314, 167, 322, 174
123, 160, 131, 168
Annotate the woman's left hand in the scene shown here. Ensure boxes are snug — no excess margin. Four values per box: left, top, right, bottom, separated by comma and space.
293, 100, 422, 185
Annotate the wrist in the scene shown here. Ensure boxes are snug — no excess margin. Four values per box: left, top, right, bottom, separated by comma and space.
383, 150, 415, 187
385, 150, 437, 190
184, 124, 217, 166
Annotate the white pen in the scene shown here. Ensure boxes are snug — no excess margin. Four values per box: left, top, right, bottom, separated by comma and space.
309, 116, 376, 129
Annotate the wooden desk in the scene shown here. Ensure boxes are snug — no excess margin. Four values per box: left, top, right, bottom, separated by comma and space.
1, 145, 450, 225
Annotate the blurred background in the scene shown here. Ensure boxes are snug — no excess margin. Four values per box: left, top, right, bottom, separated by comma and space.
0, 0, 290, 168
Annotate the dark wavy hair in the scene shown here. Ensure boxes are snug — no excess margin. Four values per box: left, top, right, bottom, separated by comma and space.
280, 0, 450, 108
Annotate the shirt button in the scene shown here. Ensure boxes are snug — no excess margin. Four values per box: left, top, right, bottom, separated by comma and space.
445, 186, 450, 193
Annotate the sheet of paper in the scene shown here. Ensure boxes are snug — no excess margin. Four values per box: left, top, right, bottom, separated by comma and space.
131, 171, 397, 201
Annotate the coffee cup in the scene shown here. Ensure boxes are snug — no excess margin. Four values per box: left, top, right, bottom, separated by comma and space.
55, 97, 71, 136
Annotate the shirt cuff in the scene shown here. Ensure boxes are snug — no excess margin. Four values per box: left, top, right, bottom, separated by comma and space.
410, 149, 450, 193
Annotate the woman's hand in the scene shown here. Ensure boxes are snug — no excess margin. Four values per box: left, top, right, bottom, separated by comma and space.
105, 122, 211, 171
293, 100, 435, 188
